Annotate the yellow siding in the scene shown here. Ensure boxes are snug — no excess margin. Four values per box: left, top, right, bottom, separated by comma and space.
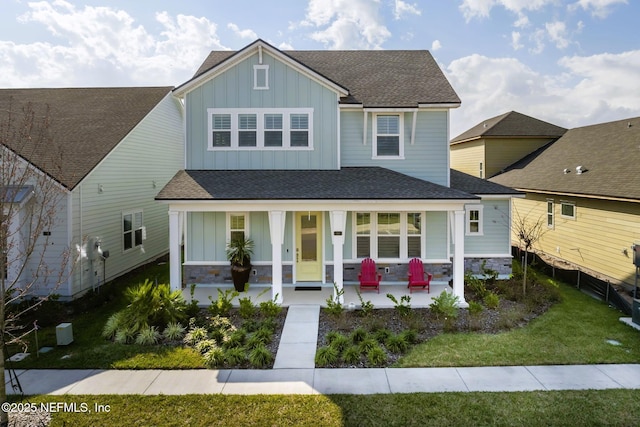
450, 140, 485, 177
485, 138, 554, 178
512, 195, 640, 287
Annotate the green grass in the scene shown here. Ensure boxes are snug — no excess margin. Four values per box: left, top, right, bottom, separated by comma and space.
11, 391, 640, 426
397, 281, 640, 367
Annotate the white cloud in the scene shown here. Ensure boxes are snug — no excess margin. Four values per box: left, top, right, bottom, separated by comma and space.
227, 23, 258, 40
431, 40, 442, 51
446, 51, 640, 138
459, 0, 556, 22
302, 0, 391, 49
3, 1, 225, 87
278, 42, 294, 50
569, 0, 628, 18
511, 31, 523, 50
545, 21, 570, 49
394, 0, 421, 20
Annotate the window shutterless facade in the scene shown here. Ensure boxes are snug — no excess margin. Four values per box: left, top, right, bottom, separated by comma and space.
354, 212, 423, 260
465, 205, 483, 235
207, 108, 313, 150
123, 210, 144, 251
227, 213, 249, 243
547, 199, 554, 228
373, 113, 404, 158
560, 201, 576, 219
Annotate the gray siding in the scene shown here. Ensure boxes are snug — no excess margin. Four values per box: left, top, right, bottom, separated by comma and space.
186, 51, 339, 170
340, 110, 449, 185
425, 211, 448, 259
69, 94, 184, 297
463, 199, 512, 255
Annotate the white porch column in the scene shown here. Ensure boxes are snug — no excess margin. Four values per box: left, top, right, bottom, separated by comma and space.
268, 211, 286, 304
329, 210, 347, 304
168, 210, 182, 292
453, 209, 469, 307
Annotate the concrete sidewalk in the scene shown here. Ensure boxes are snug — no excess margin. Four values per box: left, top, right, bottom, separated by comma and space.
5, 304, 640, 396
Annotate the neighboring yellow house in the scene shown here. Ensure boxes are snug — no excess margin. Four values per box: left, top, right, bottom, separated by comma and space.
489, 116, 640, 289
450, 111, 566, 179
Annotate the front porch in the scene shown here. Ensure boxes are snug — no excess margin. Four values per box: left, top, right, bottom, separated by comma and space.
185, 282, 453, 309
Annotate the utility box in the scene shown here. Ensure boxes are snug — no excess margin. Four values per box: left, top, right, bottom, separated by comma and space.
56, 323, 74, 346
633, 300, 640, 326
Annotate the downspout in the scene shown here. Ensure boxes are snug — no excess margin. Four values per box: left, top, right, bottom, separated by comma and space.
79, 183, 83, 292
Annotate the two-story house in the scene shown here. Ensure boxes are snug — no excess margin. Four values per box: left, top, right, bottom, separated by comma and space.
157, 39, 519, 306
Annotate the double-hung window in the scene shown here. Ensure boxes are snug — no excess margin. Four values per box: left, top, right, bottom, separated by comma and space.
354, 212, 423, 259
208, 109, 313, 150
123, 210, 144, 251
228, 213, 249, 243
547, 200, 554, 228
373, 114, 403, 158
465, 205, 483, 236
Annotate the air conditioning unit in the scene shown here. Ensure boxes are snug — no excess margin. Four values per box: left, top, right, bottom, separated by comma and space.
56, 322, 74, 346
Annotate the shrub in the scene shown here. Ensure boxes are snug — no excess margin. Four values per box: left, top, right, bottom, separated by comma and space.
259, 295, 282, 318
195, 338, 218, 354
248, 344, 273, 368
209, 315, 237, 343
208, 288, 238, 317
183, 326, 208, 346
223, 329, 247, 349
386, 293, 411, 316
367, 345, 387, 366
484, 292, 500, 309
185, 283, 200, 318
356, 290, 375, 317
350, 327, 367, 343
373, 328, 392, 344
400, 329, 418, 344
162, 322, 186, 341
223, 347, 246, 365
429, 291, 460, 320
342, 346, 362, 365
327, 332, 349, 352
203, 347, 225, 367
252, 326, 273, 345
385, 334, 409, 353
114, 328, 134, 345
358, 337, 378, 353
102, 312, 123, 339
315, 346, 339, 367
325, 283, 345, 317
134, 326, 161, 346
238, 296, 256, 319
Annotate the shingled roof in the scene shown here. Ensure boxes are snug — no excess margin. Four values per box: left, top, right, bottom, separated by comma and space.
156, 167, 478, 201
0, 86, 174, 190
451, 111, 566, 144
490, 116, 640, 201
450, 170, 521, 196
181, 40, 460, 108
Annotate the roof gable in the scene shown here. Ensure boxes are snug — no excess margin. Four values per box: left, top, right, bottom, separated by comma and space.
490, 116, 640, 201
0, 86, 174, 190
451, 111, 566, 144
178, 39, 460, 108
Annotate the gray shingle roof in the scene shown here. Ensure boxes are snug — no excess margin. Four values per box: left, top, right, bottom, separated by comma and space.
450, 170, 521, 196
185, 40, 460, 108
156, 167, 478, 201
451, 111, 566, 144
490, 116, 640, 201
0, 86, 174, 190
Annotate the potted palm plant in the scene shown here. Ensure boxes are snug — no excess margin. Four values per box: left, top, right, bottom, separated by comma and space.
226, 237, 254, 292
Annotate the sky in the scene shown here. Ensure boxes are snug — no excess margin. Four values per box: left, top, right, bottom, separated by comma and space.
1, 0, 639, 137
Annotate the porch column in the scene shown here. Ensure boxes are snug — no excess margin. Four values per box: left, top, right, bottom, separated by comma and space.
329, 210, 347, 304
168, 210, 182, 292
453, 210, 469, 307
268, 211, 286, 304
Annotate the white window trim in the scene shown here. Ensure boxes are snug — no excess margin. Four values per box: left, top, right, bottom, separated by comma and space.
253, 65, 269, 90
372, 113, 404, 159
560, 201, 576, 220
207, 108, 313, 151
226, 212, 250, 243
547, 199, 555, 229
465, 205, 484, 236
352, 212, 424, 260
122, 209, 144, 252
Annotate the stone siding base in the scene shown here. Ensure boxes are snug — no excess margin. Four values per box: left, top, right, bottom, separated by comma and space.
464, 257, 513, 278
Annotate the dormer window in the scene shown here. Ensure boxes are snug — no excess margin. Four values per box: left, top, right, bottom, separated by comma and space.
254, 65, 269, 90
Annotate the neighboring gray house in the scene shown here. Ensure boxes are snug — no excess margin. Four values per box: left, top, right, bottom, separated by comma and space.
0, 87, 184, 299
157, 39, 519, 306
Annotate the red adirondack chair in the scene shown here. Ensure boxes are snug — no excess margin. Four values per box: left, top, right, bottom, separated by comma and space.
358, 258, 381, 293
407, 258, 432, 293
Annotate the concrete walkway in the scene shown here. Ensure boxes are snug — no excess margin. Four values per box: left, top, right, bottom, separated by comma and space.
5, 304, 640, 396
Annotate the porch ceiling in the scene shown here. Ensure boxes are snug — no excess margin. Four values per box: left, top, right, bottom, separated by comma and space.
156, 167, 478, 202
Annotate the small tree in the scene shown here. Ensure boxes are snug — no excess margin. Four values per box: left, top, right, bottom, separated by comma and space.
512, 205, 547, 297
1, 98, 72, 426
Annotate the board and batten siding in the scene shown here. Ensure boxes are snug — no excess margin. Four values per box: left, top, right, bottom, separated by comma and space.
185, 51, 339, 171
69, 93, 184, 298
514, 194, 640, 287
340, 110, 449, 185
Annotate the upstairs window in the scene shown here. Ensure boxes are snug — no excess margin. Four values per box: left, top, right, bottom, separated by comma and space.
373, 114, 403, 158
207, 108, 313, 150
547, 200, 554, 228
561, 201, 576, 219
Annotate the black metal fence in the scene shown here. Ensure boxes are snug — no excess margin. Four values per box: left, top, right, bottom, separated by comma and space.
516, 249, 632, 315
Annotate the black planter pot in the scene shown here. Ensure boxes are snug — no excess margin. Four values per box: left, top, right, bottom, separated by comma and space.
230, 263, 251, 292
